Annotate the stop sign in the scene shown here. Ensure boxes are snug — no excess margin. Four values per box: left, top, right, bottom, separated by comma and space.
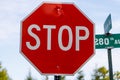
20, 3, 94, 75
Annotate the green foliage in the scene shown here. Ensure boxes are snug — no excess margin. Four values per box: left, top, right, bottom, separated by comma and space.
77, 71, 84, 80
25, 70, 35, 80
92, 66, 109, 80
92, 66, 120, 80
1, 61, 120, 80
98, 66, 109, 79
61, 76, 65, 80
114, 71, 120, 80
45, 76, 48, 80
0, 63, 11, 80
25, 77, 32, 80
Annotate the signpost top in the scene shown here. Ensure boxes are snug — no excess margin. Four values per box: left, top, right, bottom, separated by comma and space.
104, 14, 112, 34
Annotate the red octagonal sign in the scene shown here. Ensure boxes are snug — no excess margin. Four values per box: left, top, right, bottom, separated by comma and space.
20, 3, 94, 75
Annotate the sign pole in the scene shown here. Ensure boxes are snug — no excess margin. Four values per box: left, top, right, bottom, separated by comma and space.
107, 48, 113, 80
54, 75, 61, 80
104, 14, 113, 80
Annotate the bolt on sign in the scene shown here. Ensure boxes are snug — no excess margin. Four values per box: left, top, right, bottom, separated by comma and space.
20, 3, 95, 75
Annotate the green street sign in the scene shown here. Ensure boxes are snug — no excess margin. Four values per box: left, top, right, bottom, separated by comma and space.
95, 34, 120, 49
104, 14, 112, 34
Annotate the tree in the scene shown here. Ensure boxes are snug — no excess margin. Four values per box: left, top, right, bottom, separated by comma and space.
77, 71, 84, 80
45, 76, 48, 80
0, 62, 11, 80
92, 66, 109, 80
92, 67, 100, 80
61, 76, 65, 80
98, 66, 109, 79
25, 69, 35, 80
114, 71, 120, 80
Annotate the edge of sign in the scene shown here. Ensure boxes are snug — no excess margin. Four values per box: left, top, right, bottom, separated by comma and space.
70, 2, 95, 76
20, 1, 95, 76
19, 1, 45, 76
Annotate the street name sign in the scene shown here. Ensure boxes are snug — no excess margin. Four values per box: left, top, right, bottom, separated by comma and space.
95, 34, 120, 49
20, 3, 94, 75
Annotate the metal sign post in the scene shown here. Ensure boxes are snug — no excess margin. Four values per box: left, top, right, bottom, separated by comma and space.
54, 75, 61, 80
107, 48, 113, 80
104, 14, 113, 80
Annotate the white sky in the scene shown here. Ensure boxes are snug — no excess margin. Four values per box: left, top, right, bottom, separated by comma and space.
0, 0, 120, 80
